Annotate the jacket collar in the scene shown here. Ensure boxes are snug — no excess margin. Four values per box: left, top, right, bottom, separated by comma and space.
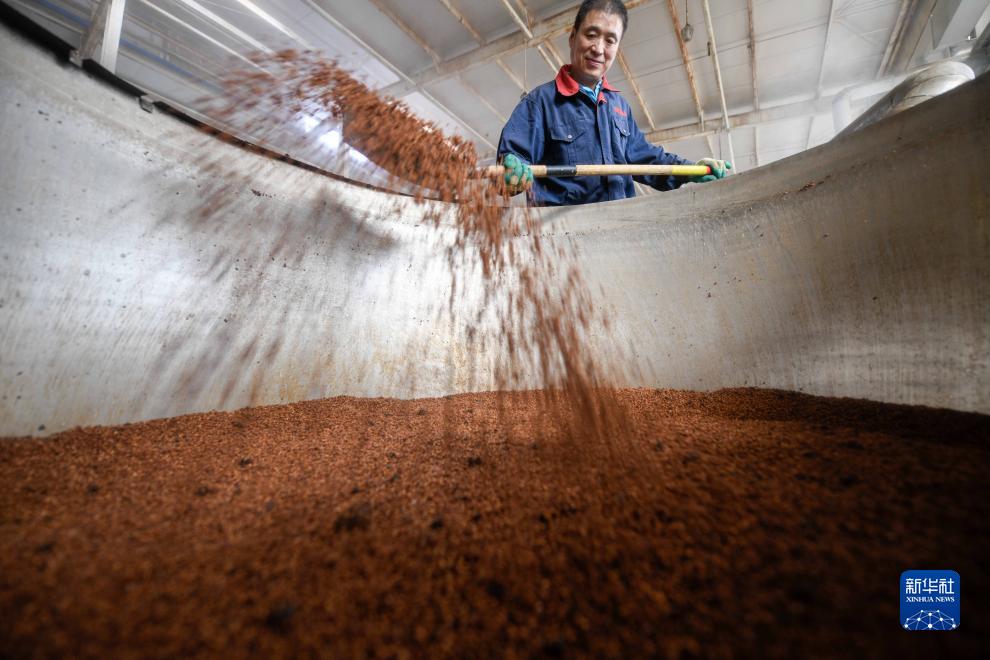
555, 65, 617, 101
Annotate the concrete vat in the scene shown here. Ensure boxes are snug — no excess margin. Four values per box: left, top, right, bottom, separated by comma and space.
1, 22, 988, 437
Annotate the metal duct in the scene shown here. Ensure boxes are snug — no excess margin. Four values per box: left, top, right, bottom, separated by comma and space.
836, 60, 975, 138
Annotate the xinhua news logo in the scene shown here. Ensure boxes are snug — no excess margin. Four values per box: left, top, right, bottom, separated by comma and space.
900, 570, 960, 631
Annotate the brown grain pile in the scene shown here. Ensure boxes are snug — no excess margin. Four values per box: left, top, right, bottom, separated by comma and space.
2, 388, 989, 657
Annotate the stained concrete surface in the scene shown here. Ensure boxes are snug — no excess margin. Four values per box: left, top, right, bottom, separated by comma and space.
1, 21, 988, 437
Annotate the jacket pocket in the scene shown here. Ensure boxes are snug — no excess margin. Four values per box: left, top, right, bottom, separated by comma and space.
612, 118, 630, 160
548, 125, 590, 164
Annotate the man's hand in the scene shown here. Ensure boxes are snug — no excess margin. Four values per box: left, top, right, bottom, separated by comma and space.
503, 153, 533, 193
691, 158, 732, 183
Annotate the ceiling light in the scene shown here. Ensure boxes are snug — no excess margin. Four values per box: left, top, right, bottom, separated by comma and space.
173, 0, 271, 54
319, 129, 342, 149
681, 0, 694, 42
231, 0, 312, 49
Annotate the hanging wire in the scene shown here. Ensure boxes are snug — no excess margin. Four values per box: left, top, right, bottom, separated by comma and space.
521, 44, 528, 99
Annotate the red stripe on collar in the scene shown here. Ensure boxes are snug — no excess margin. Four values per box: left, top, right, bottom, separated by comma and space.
555, 65, 617, 97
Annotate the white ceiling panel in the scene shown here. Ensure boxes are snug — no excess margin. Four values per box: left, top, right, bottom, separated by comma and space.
840, 2, 901, 37
823, 54, 886, 92
760, 74, 818, 105
755, 0, 831, 36
369, 0, 475, 59
648, 82, 698, 115
439, 0, 525, 42
620, 2, 673, 49
650, 97, 703, 127
312, 0, 435, 73
759, 115, 811, 149
402, 90, 468, 136
706, 2, 751, 47
424, 77, 502, 144
660, 135, 711, 161
460, 61, 523, 117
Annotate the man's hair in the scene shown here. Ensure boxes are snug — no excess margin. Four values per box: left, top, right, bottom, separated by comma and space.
572, 0, 629, 36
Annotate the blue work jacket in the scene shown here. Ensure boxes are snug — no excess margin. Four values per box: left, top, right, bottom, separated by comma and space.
497, 65, 691, 206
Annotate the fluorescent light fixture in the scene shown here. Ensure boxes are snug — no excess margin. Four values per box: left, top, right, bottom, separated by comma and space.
232, 0, 313, 49
299, 114, 320, 132
319, 129, 342, 149
136, 0, 263, 69
173, 0, 272, 54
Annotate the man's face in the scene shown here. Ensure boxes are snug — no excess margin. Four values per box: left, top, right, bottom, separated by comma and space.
568, 10, 623, 87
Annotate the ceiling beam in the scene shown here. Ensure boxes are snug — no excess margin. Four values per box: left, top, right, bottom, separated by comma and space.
646, 95, 837, 144
437, 0, 529, 94
368, 0, 439, 61
746, 0, 759, 111
877, 0, 910, 77
366, 0, 505, 135
302, 0, 494, 150
666, 0, 715, 157
496, 59, 527, 92
879, 0, 938, 77
462, 81, 507, 125
439, 0, 484, 43
500, 0, 532, 35
807, 0, 838, 149
536, 45, 560, 72
835, 15, 886, 49
498, 0, 560, 75
377, 0, 657, 99
646, 64, 917, 148
542, 39, 567, 70
745, 0, 759, 169
813, 0, 838, 100
700, 0, 736, 165
616, 51, 655, 130
517, 0, 567, 74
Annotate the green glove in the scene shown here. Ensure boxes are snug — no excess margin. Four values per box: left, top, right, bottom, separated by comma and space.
502, 153, 533, 192
691, 158, 732, 183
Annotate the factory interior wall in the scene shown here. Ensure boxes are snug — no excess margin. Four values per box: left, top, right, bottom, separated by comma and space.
1, 22, 988, 437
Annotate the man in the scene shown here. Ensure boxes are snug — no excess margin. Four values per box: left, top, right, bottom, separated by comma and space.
497, 0, 730, 205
